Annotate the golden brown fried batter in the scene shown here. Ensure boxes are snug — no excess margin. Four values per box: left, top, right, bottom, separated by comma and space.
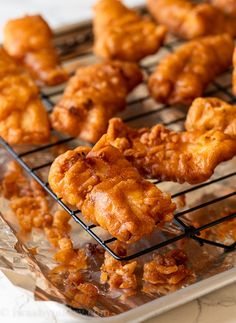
53, 237, 87, 269
233, 46, 236, 96
49, 264, 98, 308
147, 0, 236, 39
100, 242, 137, 291
104, 118, 236, 184
210, 0, 236, 16
48, 142, 175, 243
3, 15, 68, 86
1, 161, 53, 232
49, 238, 97, 308
185, 97, 236, 139
93, 0, 166, 62
0, 48, 50, 144
50, 60, 142, 143
143, 249, 195, 295
148, 34, 234, 105
44, 210, 71, 247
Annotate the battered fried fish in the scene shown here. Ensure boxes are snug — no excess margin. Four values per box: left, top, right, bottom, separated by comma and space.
93, 0, 166, 61
148, 34, 234, 105
210, 0, 236, 16
185, 97, 236, 139
147, 0, 236, 39
103, 118, 236, 184
3, 15, 68, 86
48, 143, 175, 243
0, 48, 50, 144
50, 61, 143, 143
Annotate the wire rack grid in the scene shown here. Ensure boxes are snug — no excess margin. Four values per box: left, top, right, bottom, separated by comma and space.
0, 7, 236, 261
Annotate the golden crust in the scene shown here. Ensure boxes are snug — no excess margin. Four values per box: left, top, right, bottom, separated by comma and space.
93, 0, 166, 61
143, 249, 195, 295
148, 34, 234, 105
100, 242, 137, 290
210, 0, 236, 16
50, 60, 142, 143
185, 97, 236, 139
147, 0, 236, 39
233, 46, 236, 95
0, 48, 50, 144
48, 142, 175, 243
104, 118, 236, 184
3, 15, 68, 86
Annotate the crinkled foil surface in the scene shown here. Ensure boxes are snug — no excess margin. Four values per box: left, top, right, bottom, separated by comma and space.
0, 13, 236, 318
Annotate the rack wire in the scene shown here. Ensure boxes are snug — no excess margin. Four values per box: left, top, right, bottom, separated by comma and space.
0, 6, 236, 261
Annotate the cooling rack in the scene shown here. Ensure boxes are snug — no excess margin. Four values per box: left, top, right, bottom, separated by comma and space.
0, 6, 236, 261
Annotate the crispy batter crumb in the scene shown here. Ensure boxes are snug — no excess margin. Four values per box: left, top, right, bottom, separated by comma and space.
100, 242, 137, 291
143, 249, 195, 295
49, 264, 98, 308
53, 237, 87, 270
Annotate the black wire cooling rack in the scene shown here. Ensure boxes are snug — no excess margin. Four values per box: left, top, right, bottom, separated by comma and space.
0, 6, 236, 261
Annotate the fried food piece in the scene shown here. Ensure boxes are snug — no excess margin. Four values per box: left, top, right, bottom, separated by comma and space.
1, 161, 53, 232
44, 210, 71, 247
210, 0, 236, 16
233, 46, 236, 96
143, 249, 195, 295
100, 242, 137, 291
148, 34, 234, 105
0, 48, 50, 144
48, 142, 175, 243
147, 0, 236, 39
185, 97, 236, 139
53, 237, 87, 269
3, 15, 68, 86
49, 237, 98, 308
104, 118, 236, 184
50, 60, 142, 143
10, 196, 52, 232
93, 0, 166, 61
49, 265, 98, 308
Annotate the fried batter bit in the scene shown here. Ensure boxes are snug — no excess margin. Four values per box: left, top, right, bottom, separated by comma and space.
50, 60, 142, 143
232, 46, 236, 96
48, 142, 175, 243
147, 0, 236, 39
3, 15, 68, 86
93, 0, 166, 61
143, 249, 195, 295
104, 118, 236, 184
148, 34, 234, 105
185, 97, 236, 139
0, 49, 50, 144
100, 242, 137, 292
210, 0, 236, 16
